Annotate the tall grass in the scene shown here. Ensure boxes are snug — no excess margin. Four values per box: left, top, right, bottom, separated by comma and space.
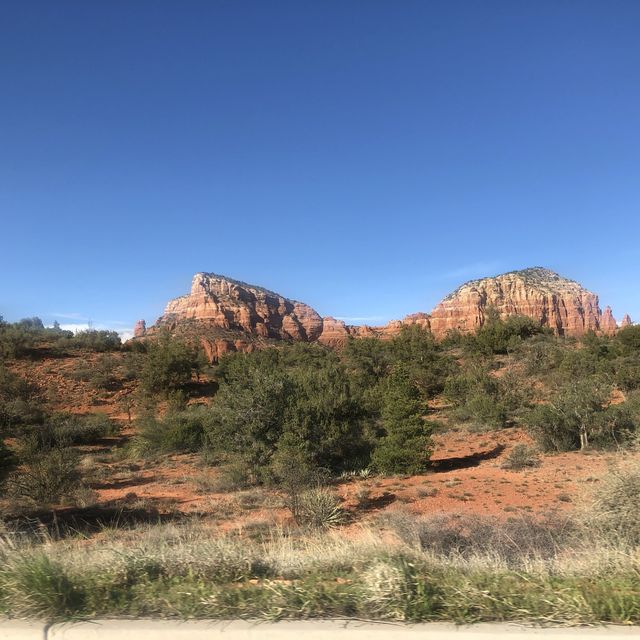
0, 516, 639, 623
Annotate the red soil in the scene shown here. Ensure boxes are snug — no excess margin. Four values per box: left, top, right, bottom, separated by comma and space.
6, 352, 635, 529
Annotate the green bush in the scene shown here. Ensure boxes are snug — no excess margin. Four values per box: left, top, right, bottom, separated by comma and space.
69, 355, 121, 391
613, 355, 640, 391
515, 336, 564, 375
343, 337, 392, 397
206, 345, 372, 478
0, 365, 44, 428
456, 390, 508, 429
386, 326, 457, 396
58, 330, 121, 353
616, 325, 640, 354
466, 309, 545, 356
587, 462, 640, 546
7, 447, 80, 506
211, 458, 254, 491
371, 366, 433, 475
0, 320, 41, 358
19, 413, 119, 455
443, 366, 528, 429
524, 378, 635, 451
139, 332, 204, 395
132, 406, 208, 455
0, 318, 121, 359
501, 444, 541, 470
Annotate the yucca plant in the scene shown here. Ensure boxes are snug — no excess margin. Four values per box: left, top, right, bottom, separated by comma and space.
293, 488, 346, 529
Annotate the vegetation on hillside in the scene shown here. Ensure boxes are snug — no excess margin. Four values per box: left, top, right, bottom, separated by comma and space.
1, 314, 640, 502
1, 312, 640, 623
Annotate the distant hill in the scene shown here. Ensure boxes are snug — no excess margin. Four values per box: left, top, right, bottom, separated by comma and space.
137, 267, 628, 360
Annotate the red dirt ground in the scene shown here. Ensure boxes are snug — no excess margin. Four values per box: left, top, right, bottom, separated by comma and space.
6, 353, 636, 530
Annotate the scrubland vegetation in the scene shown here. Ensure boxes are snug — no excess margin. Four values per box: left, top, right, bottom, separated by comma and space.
1, 312, 640, 622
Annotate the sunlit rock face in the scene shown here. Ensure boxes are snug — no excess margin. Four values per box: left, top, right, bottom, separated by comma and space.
159, 272, 323, 341
429, 267, 617, 338
143, 267, 621, 361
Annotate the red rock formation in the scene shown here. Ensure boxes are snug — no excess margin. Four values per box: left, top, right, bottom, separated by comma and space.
133, 319, 146, 338
159, 273, 323, 342
429, 268, 616, 339
601, 306, 618, 335
152, 273, 330, 361
621, 314, 633, 328
317, 317, 352, 348
145, 268, 623, 359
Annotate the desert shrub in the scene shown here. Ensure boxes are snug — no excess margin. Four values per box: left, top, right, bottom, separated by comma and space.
0, 366, 44, 429
613, 354, 640, 391
558, 346, 611, 380
342, 337, 392, 406
443, 366, 528, 429
501, 444, 541, 470
0, 366, 38, 408
615, 325, 640, 354
18, 414, 119, 455
0, 318, 90, 359
454, 390, 508, 430
120, 352, 145, 381
70, 355, 120, 391
596, 402, 638, 447
0, 397, 45, 431
270, 438, 331, 489
90, 355, 120, 390
386, 325, 457, 396
586, 462, 640, 546
61, 330, 121, 352
139, 332, 204, 395
292, 487, 346, 528
206, 345, 372, 478
209, 458, 254, 491
466, 309, 545, 356
415, 512, 574, 560
132, 406, 208, 455
524, 378, 635, 451
284, 358, 373, 471
205, 366, 291, 474
515, 335, 564, 375
68, 360, 93, 383
0, 321, 38, 358
7, 447, 80, 506
371, 366, 433, 475
270, 438, 332, 517
165, 389, 189, 413
54, 413, 118, 444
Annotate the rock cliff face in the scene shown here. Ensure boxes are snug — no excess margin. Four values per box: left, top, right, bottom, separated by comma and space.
621, 314, 633, 328
144, 267, 622, 360
154, 273, 327, 360
159, 273, 323, 341
429, 267, 617, 338
133, 320, 146, 338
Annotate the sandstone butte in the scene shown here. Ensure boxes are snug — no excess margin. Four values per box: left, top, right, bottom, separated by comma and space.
140, 267, 632, 361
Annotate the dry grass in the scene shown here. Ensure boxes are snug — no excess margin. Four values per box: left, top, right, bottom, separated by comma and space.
0, 508, 639, 623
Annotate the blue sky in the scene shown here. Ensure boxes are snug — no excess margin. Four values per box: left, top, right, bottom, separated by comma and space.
1, 1, 639, 337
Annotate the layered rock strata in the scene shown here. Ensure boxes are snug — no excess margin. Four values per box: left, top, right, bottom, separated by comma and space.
142, 268, 622, 361
429, 267, 618, 338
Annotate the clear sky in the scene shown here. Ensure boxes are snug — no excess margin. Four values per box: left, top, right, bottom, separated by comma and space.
1, 1, 639, 338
